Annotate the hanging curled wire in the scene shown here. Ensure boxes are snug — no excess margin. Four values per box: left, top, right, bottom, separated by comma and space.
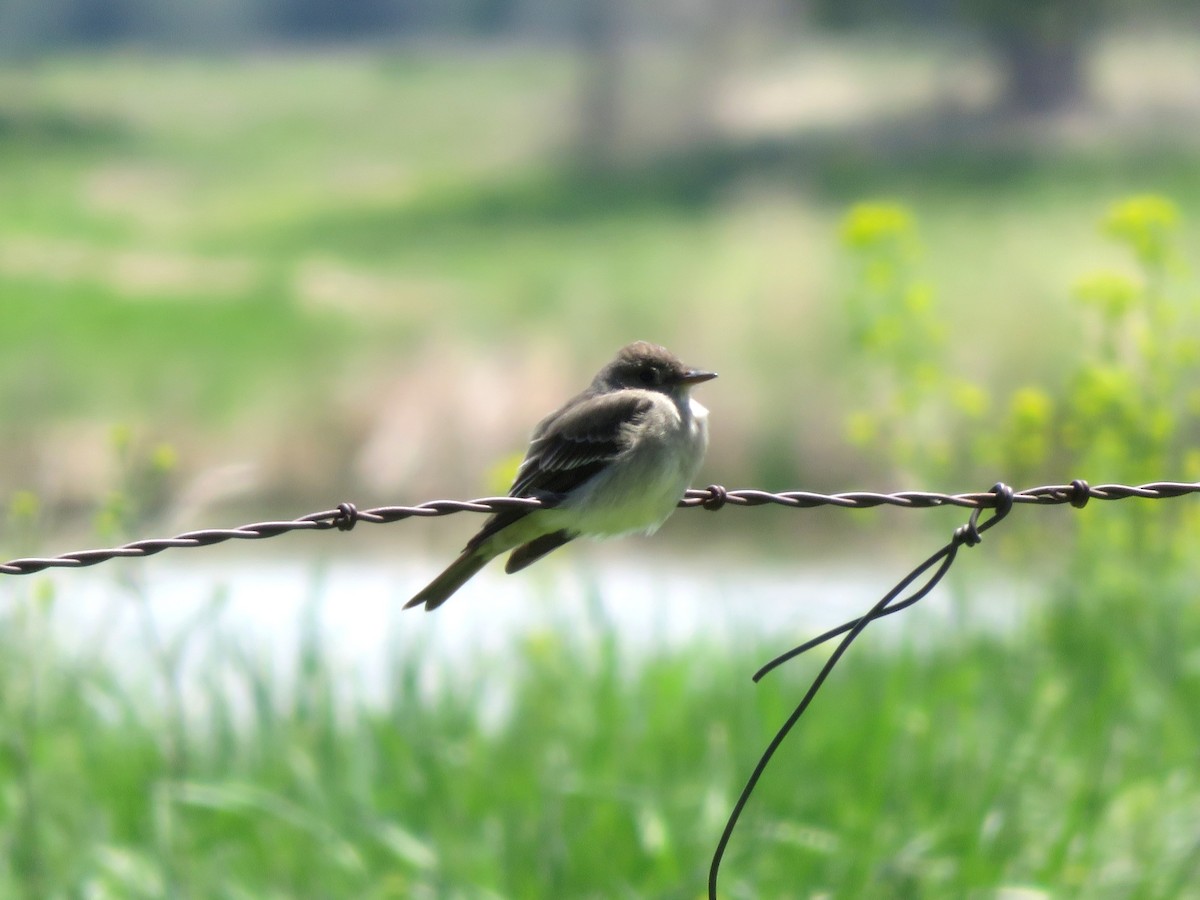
707, 484, 1017, 899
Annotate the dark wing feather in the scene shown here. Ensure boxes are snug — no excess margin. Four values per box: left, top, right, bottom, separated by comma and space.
510, 390, 651, 498
465, 391, 651, 551
504, 529, 578, 574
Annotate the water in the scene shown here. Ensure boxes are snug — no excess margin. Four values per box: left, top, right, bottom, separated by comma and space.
27, 548, 1033, 714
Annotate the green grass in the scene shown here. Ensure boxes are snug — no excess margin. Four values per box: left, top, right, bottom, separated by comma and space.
1, 571, 1198, 898
0, 274, 355, 428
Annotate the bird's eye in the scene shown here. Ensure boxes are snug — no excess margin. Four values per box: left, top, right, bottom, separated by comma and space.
637, 367, 658, 386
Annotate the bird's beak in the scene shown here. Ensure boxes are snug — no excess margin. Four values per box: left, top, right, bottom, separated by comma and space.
679, 368, 717, 385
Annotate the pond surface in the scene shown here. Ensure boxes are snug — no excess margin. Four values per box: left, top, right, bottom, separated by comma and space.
25, 546, 1034, 718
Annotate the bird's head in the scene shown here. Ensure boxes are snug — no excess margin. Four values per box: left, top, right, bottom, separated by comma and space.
594, 341, 717, 397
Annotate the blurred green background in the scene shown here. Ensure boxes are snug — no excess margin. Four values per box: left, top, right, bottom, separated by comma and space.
2, 1, 1200, 897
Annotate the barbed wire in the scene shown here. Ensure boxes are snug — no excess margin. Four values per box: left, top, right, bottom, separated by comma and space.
1, 479, 1198, 577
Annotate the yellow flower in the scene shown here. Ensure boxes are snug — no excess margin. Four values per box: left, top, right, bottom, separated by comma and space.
840, 202, 917, 252
1073, 270, 1139, 320
1009, 387, 1052, 428
150, 443, 178, 473
1103, 195, 1179, 267
952, 381, 989, 419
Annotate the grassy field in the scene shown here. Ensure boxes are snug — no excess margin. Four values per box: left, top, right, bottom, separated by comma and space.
1, 567, 1199, 898
3, 34, 1200, 898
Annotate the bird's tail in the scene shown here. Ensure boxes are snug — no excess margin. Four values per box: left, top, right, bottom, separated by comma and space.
404, 549, 490, 611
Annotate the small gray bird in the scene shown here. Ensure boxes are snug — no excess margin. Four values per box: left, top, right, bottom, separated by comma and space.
405, 341, 716, 611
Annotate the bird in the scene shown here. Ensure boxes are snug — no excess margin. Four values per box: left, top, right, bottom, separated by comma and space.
405, 341, 716, 611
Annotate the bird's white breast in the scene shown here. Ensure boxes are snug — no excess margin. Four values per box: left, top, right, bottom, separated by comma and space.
546, 391, 709, 538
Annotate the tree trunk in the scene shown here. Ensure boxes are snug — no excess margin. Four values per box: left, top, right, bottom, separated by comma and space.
575, 0, 624, 170
991, 25, 1089, 115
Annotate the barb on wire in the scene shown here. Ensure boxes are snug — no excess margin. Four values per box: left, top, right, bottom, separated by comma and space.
707, 483, 1017, 900
2, 478, 1199, 577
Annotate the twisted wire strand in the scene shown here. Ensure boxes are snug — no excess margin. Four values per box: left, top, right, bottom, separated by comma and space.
2, 479, 1197, 577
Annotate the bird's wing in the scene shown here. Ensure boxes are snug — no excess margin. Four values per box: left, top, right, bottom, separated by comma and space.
509, 390, 651, 499
465, 391, 651, 552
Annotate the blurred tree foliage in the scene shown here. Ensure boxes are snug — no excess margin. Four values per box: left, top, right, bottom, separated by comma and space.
2, 0, 1184, 81
3, 0, 1193, 161
0, 0, 724, 165
808, 0, 1187, 113
0, 0, 530, 49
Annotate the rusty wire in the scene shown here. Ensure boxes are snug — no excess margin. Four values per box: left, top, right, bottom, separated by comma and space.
0, 478, 1197, 577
